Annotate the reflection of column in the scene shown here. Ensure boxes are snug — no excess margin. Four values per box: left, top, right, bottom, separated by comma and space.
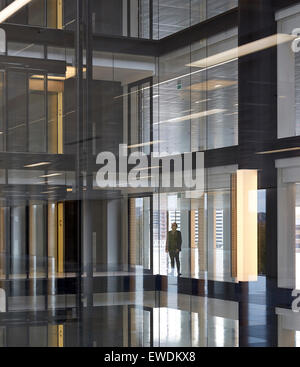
122, 0, 128, 37
143, 198, 151, 270
276, 309, 300, 347
129, 199, 137, 266
181, 209, 190, 276
48, 203, 57, 275
278, 41, 295, 137
130, 0, 139, 37
192, 298, 207, 347
57, 203, 64, 274
121, 196, 129, 271
191, 210, 196, 275
83, 198, 93, 281
278, 177, 296, 289
223, 193, 231, 281
11, 206, 26, 276
29, 203, 45, 277
0, 207, 6, 277
198, 196, 207, 274
48, 203, 57, 312
207, 193, 215, 280
123, 305, 129, 347
278, 315, 295, 347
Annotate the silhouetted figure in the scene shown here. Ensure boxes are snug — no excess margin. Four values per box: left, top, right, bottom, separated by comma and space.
165, 222, 182, 276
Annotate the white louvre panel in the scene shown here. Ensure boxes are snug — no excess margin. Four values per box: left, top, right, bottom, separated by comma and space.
168, 211, 181, 231
153, 210, 167, 241
195, 210, 199, 245
215, 209, 224, 249
276, 158, 300, 183
0, 288, 5, 312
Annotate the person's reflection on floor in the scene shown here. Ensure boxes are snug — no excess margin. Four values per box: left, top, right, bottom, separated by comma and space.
165, 222, 182, 276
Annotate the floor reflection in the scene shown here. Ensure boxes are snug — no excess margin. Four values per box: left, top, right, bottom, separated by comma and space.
0, 291, 240, 347
0, 289, 298, 347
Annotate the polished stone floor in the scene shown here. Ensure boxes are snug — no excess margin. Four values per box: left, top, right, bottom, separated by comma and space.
0, 287, 298, 347
0, 292, 239, 347
0, 272, 297, 347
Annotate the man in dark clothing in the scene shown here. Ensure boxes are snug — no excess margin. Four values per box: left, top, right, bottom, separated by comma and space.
165, 222, 182, 276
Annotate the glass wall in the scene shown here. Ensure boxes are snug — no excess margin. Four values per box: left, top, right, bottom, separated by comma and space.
0, 1, 243, 297
0, 0, 237, 37
92, 0, 238, 39
156, 28, 238, 154
0, 0, 63, 28
0, 0, 295, 349
277, 4, 300, 138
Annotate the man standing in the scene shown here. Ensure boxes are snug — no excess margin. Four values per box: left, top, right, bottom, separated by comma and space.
165, 222, 182, 276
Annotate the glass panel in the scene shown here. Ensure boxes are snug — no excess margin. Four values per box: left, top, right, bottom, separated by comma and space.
10, 205, 27, 278
0, 71, 4, 151
129, 307, 152, 347
277, 7, 300, 138
129, 80, 151, 155
28, 0, 45, 27
129, 197, 151, 270
7, 42, 45, 58
29, 202, 46, 278
7, 71, 27, 152
0, 0, 62, 28
29, 74, 46, 152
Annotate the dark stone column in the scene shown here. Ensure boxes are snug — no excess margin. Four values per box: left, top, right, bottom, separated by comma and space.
238, 0, 278, 347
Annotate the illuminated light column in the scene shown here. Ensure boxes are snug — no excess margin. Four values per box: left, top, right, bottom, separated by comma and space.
231, 170, 258, 282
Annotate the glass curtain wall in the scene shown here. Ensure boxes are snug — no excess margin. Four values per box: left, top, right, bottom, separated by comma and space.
0, 0, 63, 28
0, 0, 249, 313
277, 5, 300, 138
88, 0, 238, 39
0, 0, 77, 323
0, 0, 280, 348
150, 28, 238, 281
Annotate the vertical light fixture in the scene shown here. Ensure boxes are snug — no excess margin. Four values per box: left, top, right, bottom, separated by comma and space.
0, 0, 33, 24
58, 92, 63, 154
58, 202, 64, 274
57, 0, 63, 29
231, 170, 258, 282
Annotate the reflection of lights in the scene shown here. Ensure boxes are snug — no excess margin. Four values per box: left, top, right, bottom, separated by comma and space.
225, 112, 238, 116
215, 316, 225, 347
31, 66, 86, 81
114, 59, 236, 100
24, 162, 51, 168
257, 147, 300, 155
137, 176, 153, 180
128, 140, 164, 149
188, 34, 296, 68
154, 109, 226, 125
195, 99, 211, 104
40, 173, 63, 178
154, 308, 182, 344
133, 166, 160, 171
187, 80, 237, 92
